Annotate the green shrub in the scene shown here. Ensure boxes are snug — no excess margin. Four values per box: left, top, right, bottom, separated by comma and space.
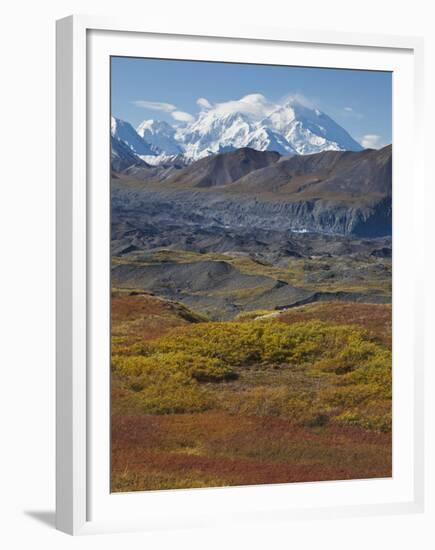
113, 351, 236, 383
112, 319, 391, 430
139, 320, 380, 369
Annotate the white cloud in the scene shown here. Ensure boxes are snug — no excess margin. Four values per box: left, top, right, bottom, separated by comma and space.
281, 93, 315, 109
133, 98, 194, 123
197, 97, 212, 110
132, 100, 177, 112
210, 93, 278, 121
171, 110, 194, 122
132, 94, 320, 124
133, 93, 363, 132
198, 93, 321, 123
343, 106, 363, 119
361, 134, 383, 149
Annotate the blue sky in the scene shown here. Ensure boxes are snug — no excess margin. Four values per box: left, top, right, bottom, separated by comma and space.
111, 57, 392, 148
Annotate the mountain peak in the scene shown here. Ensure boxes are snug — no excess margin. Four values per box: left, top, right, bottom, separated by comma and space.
136, 119, 174, 134
112, 97, 364, 166
136, 118, 181, 156
111, 116, 154, 156
260, 100, 363, 155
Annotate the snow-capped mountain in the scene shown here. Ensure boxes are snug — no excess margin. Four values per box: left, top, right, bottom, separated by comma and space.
176, 111, 253, 159
136, 119, 182, 156
111, 136, 148, 172
175, 111, 296, 159
262, 100, 363, 154
111, 98, 363, 169
111, 116, 154, 156
243, 126, 297, 156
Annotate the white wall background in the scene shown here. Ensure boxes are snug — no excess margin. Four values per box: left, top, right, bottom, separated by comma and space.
0, 0, 433, 547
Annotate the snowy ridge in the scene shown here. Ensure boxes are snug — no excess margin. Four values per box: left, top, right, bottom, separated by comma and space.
111, 116, 154, 156
262, 101, 362, 154
136, 119, 182, 156
111, 97, 363, 168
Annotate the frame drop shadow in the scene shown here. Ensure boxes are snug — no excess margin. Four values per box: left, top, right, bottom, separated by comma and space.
24, 510, 56, 529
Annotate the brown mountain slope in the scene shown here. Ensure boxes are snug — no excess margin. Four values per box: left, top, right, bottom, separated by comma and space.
112, 146, 392, 237
159, 147, 281, 188
220, 145, 392, 203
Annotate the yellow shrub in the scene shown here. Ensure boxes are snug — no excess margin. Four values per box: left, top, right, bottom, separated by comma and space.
112, 319, 391, 430
112, 352, 236, 383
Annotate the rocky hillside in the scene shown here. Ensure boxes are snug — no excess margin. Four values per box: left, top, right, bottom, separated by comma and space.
112, 146, 392, 238
160, 148, 281, 188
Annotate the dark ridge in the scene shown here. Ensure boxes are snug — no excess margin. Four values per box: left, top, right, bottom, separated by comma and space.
159, 147, 281, 188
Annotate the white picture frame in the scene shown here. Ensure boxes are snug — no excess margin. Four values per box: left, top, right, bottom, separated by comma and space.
56, 15, 425, 535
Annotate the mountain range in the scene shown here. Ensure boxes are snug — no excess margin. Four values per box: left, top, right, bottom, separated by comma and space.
112, 145, 392, 238
111, 98, 364, 169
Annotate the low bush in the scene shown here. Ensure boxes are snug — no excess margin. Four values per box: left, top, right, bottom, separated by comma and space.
112, 319, 391, 430
141, 320, 385, 369
113, 351, 236, 383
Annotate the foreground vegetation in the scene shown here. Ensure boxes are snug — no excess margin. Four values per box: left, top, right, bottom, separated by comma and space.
111, 291, 392, 491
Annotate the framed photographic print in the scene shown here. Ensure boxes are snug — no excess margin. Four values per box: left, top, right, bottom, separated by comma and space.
56, 15, 425, 535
